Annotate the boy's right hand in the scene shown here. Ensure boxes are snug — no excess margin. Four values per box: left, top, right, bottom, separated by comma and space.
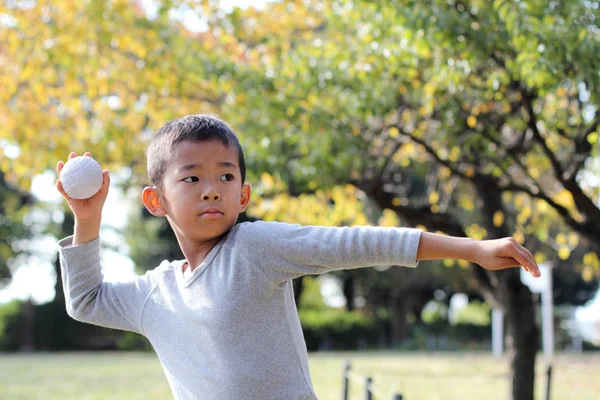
56, 152, 110, 222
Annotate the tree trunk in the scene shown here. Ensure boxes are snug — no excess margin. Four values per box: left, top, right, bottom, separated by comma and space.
293, 276, 304, 306
502, 270, 539, 400
54, 255, 65, 305
389, 291, 409, 346
20, 299, 35, 352
342, 273, 355, 311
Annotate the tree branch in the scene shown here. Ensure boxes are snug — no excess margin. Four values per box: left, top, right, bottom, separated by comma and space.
521, 90, 566, 180
392, 123, 476, 181
567, 113, 600, 181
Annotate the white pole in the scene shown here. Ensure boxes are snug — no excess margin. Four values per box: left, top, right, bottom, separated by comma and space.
492, 307, 504, 358
542, 270, 554, 359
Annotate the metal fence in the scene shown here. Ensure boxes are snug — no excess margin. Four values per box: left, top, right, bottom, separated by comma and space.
341, 360, 554, 400
342, 361, 404, 400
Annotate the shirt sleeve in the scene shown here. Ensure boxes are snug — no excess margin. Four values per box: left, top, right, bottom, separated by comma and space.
236, 221, 422, 284
57, 235, 156, 335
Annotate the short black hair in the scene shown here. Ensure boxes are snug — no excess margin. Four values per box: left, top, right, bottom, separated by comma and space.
146, 114, 246, 190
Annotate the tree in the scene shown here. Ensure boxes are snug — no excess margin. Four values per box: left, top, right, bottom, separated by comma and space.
0, 0, 232, 191
206, 1, 599, 399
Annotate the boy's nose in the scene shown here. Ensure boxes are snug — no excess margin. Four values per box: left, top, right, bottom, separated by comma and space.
201, 187, 220, 201
202, 194, 220, 201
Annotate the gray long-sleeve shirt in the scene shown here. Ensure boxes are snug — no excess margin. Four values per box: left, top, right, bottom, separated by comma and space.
58, 221, 422, 400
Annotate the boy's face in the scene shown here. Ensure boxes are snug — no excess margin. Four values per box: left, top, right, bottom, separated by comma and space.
143, 140, 251, 242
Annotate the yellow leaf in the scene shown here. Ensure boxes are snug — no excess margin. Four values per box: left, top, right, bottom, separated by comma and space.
443, 259, 456, 267
568, 232, 579, 248
378, 209, 400, 227
582, 266, 593, 282
558, 246, 571, 260
424, 83, 435, 96
459, 194, 474, 211
429, 191, 439, 204
583, 252, 599, 267
530, 167, 539, 179
401, 109, 412, 122
261, 173, 274, 190
388, 127, 399, 138
354, 214, 368, 226
493, 211, 504, 227
552, 189, 574, 208
555, 233, 567, 245
438, 166, 451, 179
513, 231, 525, 244
448, 147, 460, 162
536, 199, 549, 213
534, 252, 546, 264
467, 115, 477, 128
466, 224, 487, 240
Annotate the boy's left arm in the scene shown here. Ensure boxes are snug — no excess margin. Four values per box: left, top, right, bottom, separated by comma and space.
238, 221, 540, 284
417, 232, 540, 277
237, 221, 422, 284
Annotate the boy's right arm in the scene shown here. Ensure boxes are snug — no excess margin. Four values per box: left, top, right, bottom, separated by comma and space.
56, 152, 154, 334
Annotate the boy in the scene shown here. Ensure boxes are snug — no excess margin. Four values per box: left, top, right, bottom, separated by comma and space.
56, 114, 540, 400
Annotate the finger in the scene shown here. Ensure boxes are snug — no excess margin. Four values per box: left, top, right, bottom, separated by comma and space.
514, 246, 540, 277
69, 152, 77, 159
56, 160, 64, 176
84, 152, 91, 157
517, 245, 540, 277
55, 179, 71, 200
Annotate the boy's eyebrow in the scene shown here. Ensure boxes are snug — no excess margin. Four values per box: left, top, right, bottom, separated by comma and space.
177, 162, 237, 172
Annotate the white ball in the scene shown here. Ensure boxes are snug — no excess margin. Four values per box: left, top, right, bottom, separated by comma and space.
60, 156, 103, 199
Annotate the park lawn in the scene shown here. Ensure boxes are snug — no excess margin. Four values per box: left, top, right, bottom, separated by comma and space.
0, 351, 598, 400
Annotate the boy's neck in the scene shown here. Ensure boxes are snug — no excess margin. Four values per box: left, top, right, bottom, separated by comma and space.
179, 234, 225, 273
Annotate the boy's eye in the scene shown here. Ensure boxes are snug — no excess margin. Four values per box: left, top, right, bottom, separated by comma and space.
182, 176, 199, 183
220, 173, 235, 182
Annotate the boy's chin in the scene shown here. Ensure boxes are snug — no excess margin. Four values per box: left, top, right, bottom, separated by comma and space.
193, 220, 236, 238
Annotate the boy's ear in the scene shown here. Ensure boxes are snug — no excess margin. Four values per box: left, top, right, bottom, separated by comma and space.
239, 183, 251, 212
142, 186, 167, 217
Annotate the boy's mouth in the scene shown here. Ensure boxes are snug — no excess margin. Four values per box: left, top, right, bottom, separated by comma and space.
200, 208, 224, 219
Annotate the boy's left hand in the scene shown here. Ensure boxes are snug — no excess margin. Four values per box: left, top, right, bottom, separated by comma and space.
472, 237, 540, 277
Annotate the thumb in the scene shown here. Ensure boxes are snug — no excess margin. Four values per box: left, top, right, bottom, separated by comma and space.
90, 170, 110, 202
99, 170, 110, 195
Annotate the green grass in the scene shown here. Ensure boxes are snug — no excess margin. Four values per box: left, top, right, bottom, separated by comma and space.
0, 351, 598, 399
